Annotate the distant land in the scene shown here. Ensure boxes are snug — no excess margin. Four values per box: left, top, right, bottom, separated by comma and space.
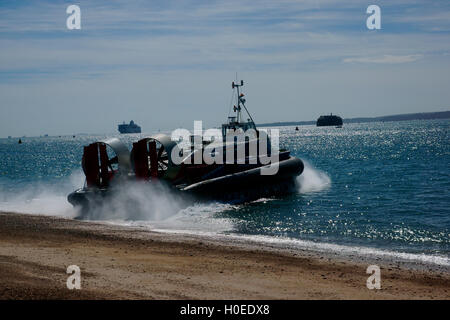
3, 110, 449, 139
258, 110, 450, 127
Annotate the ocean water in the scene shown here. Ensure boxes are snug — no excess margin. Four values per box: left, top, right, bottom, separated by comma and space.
0, 120, 449, 265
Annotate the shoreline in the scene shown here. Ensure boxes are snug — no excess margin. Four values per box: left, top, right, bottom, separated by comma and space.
0, 211, 449, 299
132, 227, 450, 274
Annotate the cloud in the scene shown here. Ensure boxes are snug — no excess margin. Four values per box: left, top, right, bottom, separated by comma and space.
0, 0, 448, 77
343, 54, 423, 64
1, 0, 450, 137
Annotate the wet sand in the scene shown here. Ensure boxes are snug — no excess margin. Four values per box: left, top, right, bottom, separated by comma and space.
0, 211, 449, 299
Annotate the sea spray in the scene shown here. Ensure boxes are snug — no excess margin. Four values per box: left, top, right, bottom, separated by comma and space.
297, 160, 331, 193
78, 181, 237, 233
0, 170, 84, 217
0, 167, 235, 232
155, 201, 237, 233
79, 180, 189, 221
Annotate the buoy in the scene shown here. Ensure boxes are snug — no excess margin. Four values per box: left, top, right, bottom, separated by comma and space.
18, 139, 22, 144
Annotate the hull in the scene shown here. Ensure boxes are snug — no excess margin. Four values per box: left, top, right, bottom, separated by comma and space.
68, 156, 304, 213
181, 156, 302, 202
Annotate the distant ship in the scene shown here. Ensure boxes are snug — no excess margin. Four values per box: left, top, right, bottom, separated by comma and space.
118, 120, 141, 134
316, 113, 343, 127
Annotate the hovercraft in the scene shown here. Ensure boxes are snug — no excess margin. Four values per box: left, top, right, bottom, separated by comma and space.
68, 80, 304, 214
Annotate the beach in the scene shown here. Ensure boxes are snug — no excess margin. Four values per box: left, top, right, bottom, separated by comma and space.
0, 211, 448, 300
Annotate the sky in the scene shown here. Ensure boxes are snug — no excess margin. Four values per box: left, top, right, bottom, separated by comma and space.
0, 0, 450, 137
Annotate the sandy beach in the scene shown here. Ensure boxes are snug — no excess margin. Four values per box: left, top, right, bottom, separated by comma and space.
0, 211, 448, 300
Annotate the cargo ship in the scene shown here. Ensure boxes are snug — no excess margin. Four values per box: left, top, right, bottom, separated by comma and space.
118, 120, 141, 134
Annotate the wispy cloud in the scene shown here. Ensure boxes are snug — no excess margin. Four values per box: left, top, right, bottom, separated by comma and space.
0, 0, 449, 78
343, 54, 423, 64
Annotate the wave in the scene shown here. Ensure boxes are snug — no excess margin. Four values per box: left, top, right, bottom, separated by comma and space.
109, 224, 449, 268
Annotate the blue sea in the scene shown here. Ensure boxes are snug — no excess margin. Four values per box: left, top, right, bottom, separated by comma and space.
0, 120, 449, 266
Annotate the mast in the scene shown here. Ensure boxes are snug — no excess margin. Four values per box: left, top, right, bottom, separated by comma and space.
232, 80, 243, 123
231, 80, 255, 125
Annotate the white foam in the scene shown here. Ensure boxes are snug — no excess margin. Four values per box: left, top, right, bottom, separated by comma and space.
94, 201, 237, 234
110, 224, 449, 268
297, 160, 331, 193
237, 234, 450, 267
